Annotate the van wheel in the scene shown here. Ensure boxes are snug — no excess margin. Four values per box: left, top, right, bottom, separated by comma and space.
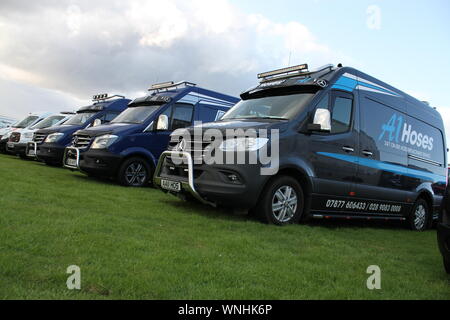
408, 199, 430, 231
118, 157, 152, 187
256, 175, 304, 226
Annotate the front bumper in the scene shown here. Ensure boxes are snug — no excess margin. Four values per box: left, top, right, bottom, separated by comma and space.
437, 223, 450, 262
153, 151, 267, 209
0, 138, 6, 153
6, 142, 27, 156
78, 149, 122, 177
36, 143, 66, 164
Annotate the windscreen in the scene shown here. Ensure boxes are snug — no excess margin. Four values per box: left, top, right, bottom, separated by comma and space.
111, 106, 160, 124
15, 115, 39, 128
31, 115, 65, 129
221, 92, 315, 121
63, 112, 95, 126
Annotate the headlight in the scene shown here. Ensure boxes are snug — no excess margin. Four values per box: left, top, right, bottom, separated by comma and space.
91, 134, 118, 149
218, 137, 269, 152
45, 133, 64, 143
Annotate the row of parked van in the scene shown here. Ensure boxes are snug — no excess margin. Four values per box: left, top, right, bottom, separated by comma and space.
1, 63, 449, 272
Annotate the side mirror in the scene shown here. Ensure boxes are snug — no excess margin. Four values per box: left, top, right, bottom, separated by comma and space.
93, 119, 102, 127
307, 108, 331, 132
156, 115, 169, 131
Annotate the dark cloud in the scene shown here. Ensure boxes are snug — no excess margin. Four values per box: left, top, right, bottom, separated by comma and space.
0, 0, 343, 117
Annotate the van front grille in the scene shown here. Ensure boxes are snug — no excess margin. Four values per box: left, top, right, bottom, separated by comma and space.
72, 134, 92, 148
33, 133, 47, 144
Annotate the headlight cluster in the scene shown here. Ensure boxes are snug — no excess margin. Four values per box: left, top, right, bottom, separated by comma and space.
45, 133, 64, 143
91, 134, 118, 149
218, 137, 269, 152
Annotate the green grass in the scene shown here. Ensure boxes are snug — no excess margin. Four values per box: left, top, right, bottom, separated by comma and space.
0, 153, 448, 300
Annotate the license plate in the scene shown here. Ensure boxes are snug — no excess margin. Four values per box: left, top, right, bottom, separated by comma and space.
66, 158, 77, 167
161, 179, 181, 192
27, 149, 36, 156
7, 142, 14, 148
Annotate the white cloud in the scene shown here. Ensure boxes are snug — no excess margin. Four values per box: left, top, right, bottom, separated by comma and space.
0, 0, 350, 118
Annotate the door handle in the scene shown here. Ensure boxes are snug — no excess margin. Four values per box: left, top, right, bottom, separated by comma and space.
342, 146, 354, 153
362, 150, 373, 157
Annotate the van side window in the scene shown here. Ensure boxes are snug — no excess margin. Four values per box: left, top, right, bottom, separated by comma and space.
171, 103, 194, 130
330, 94, 353, 134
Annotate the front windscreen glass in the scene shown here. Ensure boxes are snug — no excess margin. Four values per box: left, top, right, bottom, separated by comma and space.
63, 112, 95, 126
15, 116, 39, 128
31, 116, 65, 129
221, 93, 315, 121
111, 106, 160, 124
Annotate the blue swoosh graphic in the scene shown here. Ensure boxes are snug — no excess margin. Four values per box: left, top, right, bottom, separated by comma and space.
318, 152, 446, 184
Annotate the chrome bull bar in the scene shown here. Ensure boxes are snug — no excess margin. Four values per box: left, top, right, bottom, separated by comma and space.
26, 142, 38, 158
63, 147, 80, 170
153, 151, 216, 207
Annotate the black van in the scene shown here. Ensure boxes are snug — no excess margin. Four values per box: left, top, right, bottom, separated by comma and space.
438, 184, 450, 273
153, 64, 448, 230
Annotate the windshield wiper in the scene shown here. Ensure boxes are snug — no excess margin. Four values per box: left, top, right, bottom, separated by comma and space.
222, 116, 288, 121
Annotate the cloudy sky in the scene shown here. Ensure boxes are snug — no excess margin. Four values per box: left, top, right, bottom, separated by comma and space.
0, 0, 449, 138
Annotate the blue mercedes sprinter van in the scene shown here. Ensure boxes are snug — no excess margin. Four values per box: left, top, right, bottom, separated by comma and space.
63, 81, 238, 187
154, 64, 448, 231
32, 94, 130, 166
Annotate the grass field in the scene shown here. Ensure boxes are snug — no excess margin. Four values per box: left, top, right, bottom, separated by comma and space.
0, 153, 448, 299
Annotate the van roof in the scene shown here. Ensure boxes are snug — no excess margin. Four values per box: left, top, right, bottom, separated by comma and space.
244, 64, 443, 128
77, 97, 131, 113
129, 82, 239, 108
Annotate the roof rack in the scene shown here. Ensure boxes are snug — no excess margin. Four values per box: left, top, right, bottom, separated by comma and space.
148, 81, 197, 92
92, 94, 125, 102
258, 64, 335, 83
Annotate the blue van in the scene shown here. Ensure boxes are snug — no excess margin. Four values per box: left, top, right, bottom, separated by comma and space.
63, 81, 238, 187
154, 64, 448, 231
31, 94, 130, 166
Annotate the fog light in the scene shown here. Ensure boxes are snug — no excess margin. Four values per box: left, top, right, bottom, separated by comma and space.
228, 174, 239, 182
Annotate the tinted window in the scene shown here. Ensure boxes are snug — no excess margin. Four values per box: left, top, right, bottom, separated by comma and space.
102, 112, 120, 123
112, 106, 160, 124
171, 104, 193, 130
31, 116, 65, 129
64, 112, 95, 126
221, 93, 314, 120
15, 116, 39, 128
331, 96, 353, 134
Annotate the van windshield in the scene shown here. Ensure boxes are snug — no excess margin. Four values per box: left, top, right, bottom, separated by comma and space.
221, 92, 315, 121
63, 112, 95, 126
15, 116, 39, 128
111, 106, 160, 124
31, 115, 65, 129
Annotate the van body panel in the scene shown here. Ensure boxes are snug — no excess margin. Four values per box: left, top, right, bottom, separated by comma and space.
154, 65, 447, 223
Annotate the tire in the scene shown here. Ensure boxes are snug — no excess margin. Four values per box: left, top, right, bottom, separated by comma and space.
118, 157, 153, 187
408, 198, 430, 231
256, 175, 304, 226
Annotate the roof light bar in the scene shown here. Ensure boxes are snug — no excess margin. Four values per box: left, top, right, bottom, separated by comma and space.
92, 94, 125, 102
93, 93, 108, 100
257, 64, 309, 80
148, 81, 197, 91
